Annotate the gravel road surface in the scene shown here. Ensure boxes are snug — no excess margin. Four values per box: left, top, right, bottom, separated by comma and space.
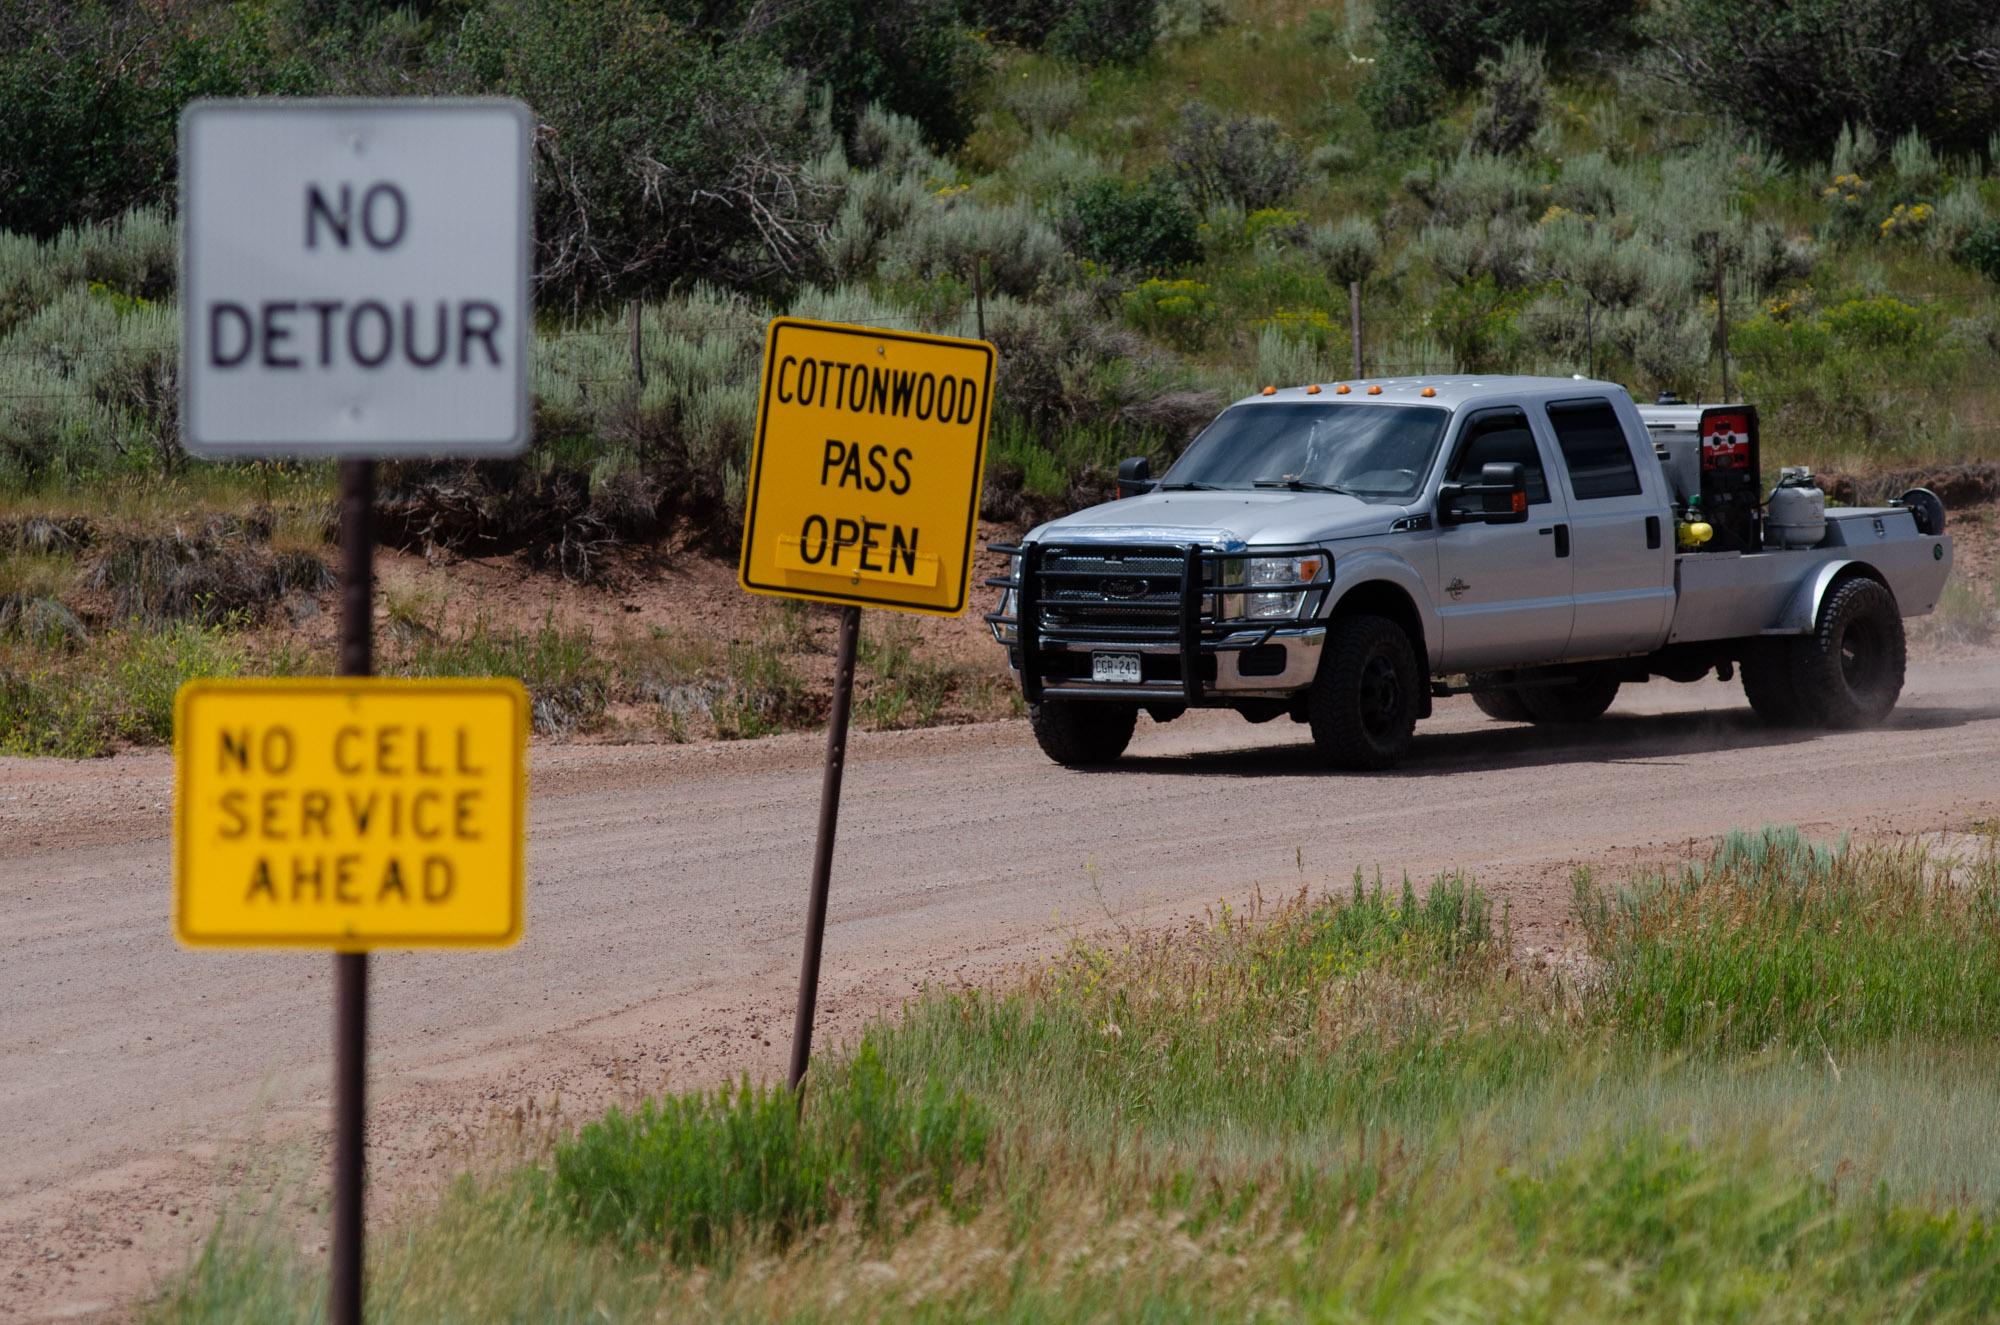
5, 657, 1999, 1320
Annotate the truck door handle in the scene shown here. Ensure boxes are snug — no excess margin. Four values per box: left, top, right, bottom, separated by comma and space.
1539, 524, 1570, 557
1646, 515, 1662, 549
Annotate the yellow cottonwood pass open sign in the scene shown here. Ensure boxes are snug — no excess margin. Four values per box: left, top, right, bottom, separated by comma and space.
173, 678, 527, 950
739, 318, 995, 616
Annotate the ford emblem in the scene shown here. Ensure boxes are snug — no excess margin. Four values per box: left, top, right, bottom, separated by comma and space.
1101, 576, 1148, 599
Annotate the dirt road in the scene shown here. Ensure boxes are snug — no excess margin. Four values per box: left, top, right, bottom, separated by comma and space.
6, 657, 2000, 1320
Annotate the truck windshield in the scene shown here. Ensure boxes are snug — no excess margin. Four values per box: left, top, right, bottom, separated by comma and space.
1160, 402, 1449, 501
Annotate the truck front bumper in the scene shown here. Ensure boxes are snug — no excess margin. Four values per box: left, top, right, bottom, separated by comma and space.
1018, 626, 1326, 701
985, 539, 1331, 705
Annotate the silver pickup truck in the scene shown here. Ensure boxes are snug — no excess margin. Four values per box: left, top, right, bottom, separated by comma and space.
987, 376, 1953, 769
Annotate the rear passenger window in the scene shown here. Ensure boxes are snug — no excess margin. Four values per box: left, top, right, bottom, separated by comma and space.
1547, 398, 1643, 499
1449, 409, 1550, 504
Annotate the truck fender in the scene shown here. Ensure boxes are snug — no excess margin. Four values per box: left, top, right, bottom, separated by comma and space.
1774, 560, 1886, 635
1322, 553, 1441, 675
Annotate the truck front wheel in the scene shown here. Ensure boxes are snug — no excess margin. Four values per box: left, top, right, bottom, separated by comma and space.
1308, 615, 1420, 770
1792, 577, 1904, 728
1029, 700, 1139, 766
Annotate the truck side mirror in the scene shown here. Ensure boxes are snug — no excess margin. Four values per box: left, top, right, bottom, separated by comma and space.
1439, 462, 1529, 525
1116, 456, 1156, 498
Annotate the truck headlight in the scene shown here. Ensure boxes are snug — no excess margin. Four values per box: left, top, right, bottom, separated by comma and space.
1222, 554, 1326, 620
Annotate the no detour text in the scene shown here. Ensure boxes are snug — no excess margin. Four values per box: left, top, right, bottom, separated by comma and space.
211, 723, 488, 908
202, 182, 509, 373
775, 351, 983, 579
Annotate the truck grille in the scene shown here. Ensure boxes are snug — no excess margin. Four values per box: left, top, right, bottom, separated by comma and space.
1038, 547, 1198, 641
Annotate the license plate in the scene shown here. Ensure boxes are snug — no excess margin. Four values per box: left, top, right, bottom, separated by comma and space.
1091, 653, 1143, 684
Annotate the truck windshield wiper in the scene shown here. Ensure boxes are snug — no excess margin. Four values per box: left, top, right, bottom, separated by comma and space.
1159, 481, 1226, 491
1252, 478, 1356, 495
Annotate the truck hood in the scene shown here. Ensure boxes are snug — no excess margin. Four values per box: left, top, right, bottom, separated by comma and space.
1027, 489, 1409, 549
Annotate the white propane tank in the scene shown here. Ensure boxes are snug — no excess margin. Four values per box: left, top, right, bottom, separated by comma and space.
1767, 466, 1827, 549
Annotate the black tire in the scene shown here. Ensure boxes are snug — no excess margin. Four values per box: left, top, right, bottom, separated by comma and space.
1029, 701, 1138, 766
1739, 642, 1808, 726
1791, 577, 1904, 728
1467, 671, 1534, 723
1308, 615, 1421, 770
1520, 667, 1621, 724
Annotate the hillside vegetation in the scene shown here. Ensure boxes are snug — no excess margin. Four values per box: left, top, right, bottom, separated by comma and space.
4, 0, 2000, 750
150, 828, 2000, 1320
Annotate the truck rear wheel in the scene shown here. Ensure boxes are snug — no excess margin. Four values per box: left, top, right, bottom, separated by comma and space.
1029, 700, 1138, 766
1308, 615, 1420, 770
1791, 577, 1904, 728
1520, 668, 1621, 724
1467, 671, 1534, 722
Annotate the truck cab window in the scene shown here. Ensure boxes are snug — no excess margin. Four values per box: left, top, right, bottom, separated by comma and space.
1547, 398, 1643, 499
1160, 401, 1449, 501
1448, 410, 1549, 503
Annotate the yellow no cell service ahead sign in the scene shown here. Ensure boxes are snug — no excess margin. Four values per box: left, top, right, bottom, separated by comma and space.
740, 317, 995, 616
174, 678, 527, 950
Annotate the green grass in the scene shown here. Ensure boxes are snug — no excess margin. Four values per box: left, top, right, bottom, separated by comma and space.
1581, 827, 2000, 1054
0, 617, 246, 755
551, 1040, 988, 1259
712, 634, 820, 740
856, 618, 967, 730
146, 827, 2000, 1320
394, 615, 609, 737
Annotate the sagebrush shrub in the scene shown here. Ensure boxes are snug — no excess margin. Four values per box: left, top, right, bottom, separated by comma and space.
996, 71, 1085, 134
1255, 322, 1333, 389
1930, 185, 1988, 256
1310, 216, 1382, 286
1011, 133, 1109, 203
848, 103, 945, 178
1167, 103, 1305, 211
1407, 148, 1541, 224
881, 195, 1069, 296
1469, 40, 1548, 155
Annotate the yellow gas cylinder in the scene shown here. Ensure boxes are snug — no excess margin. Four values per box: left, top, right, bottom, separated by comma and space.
1677, 520, 1713, 550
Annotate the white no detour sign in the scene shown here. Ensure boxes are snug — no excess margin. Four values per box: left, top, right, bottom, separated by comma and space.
180, 99, 532, 458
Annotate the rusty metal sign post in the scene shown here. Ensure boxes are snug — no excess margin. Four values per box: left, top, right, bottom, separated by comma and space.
738, 318, 995, 1093
787, 603, 862, 1092
175, 98, 532, 1325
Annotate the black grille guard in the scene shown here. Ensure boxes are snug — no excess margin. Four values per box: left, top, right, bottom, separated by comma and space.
983, 540, 1331, 705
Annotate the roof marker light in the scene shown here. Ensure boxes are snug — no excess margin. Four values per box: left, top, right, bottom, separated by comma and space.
1367, 385, 1383, 395
1305, 383, 1322, 395
1335, 384, 1351, 394
1420, 386, 1436, 397
1261, 385, 1277, 396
